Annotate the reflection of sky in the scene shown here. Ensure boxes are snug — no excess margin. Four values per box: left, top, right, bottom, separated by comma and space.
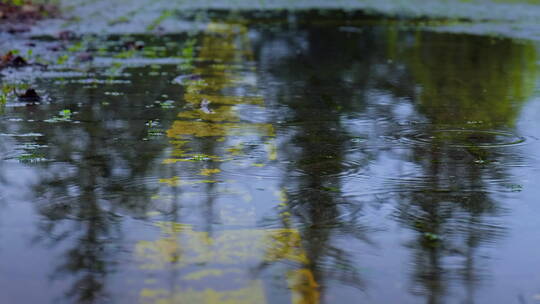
0, 199, 56, 303
486, 95, 540, 304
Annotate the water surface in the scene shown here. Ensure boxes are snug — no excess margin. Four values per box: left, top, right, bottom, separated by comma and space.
1, 13, 540, 304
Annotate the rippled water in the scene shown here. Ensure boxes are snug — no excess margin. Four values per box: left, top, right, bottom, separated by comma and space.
1, 12, 540, 304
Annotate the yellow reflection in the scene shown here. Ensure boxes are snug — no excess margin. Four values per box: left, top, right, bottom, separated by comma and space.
143, 20, 309, 304
136, 221, 319, 304
266, 142, 278, 161
167, 121, 275, 138
225, 143, 244, 156
159, 176, 217, 187
199, 168, 221, 176
288, 269, 320, 304
141, 281, 266, 304
178, 106, 240, 122
165, 20, 275, 165
183, 93, 264, 106
183, 269, 237, 280
137, 223, 312, 267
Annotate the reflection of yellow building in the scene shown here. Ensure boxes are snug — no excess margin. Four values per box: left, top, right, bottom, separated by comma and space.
288, 269, 320, 304
167, 21, 273, 141
164, 21, 275, 163
167, 121, 275, 138
136, 222, 318, 304
140, 281, 265, 304
142, 22, 318, 304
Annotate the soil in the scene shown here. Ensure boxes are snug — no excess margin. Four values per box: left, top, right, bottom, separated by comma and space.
0, 1, 58, 33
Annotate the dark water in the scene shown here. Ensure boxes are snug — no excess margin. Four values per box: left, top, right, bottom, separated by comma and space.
1, 14, 540, 304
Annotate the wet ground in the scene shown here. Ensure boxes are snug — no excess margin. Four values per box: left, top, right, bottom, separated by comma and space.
1, 7, 540, 304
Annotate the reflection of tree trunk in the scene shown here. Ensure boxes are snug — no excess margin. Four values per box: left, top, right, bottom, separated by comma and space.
277, 65, 368, 302
254, 24, 397, 302
32, 87, 129, 303
61, 142, 109, 303
399, 141, 506, 303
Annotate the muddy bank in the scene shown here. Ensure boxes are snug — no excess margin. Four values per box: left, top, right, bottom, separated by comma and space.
0, 1, 57, 28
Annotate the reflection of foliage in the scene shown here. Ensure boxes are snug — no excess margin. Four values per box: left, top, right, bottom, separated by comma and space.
405, 32, 537, 127
387, 32, 530, 302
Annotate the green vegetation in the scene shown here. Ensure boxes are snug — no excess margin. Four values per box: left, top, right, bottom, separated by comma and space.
17, 152, 46, 163
146, 9, 174, 31
45, 109, 73, 122
5, 0, 25, 6
0, 82, 30, 106
56, 54, 68, 65
178, 38, 197, 71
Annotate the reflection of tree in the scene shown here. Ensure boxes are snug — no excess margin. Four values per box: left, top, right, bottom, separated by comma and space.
41, 192, 116, 303
11, 55, 179, 302
253, 25, 383, 301
254, 22, 536, 303
405, 31, 537, 127
390, 32, 537, 303
394, 174, 506, 303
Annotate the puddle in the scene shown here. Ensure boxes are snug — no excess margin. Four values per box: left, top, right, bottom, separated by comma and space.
1, 10, 540, 304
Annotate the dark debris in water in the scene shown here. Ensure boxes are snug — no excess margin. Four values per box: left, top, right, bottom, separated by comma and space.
0, 51, 28, 69
18, 88, 41, 102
